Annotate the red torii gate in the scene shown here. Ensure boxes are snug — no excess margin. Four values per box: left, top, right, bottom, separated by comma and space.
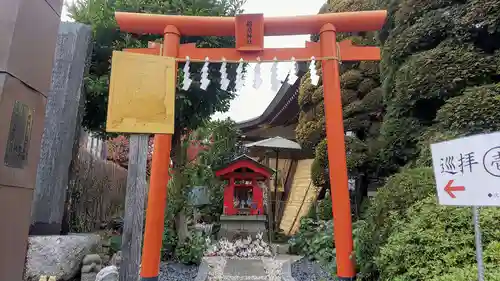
116, 10, 386, 281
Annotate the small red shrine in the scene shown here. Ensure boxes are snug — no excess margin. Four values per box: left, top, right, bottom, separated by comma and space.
215, 155, 273, 216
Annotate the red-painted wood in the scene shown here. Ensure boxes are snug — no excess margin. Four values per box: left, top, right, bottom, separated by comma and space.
223, 179, 237, 215
251, 179, 264, 215
215, 159, 272, 178
217, 156, 271, 216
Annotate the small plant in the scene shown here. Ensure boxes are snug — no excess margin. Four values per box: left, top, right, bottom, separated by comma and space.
174, 232, 207, 265
161, 226, 178, 261
288, 218, 334, 264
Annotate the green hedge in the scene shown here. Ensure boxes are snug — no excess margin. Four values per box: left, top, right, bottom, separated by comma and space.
412, 128, 461, 167
356, 167, 436, 280
430, 241, 500, 281
376, 197, 500, 281
390, 42, 498, 114
289, 218, 335, 264
436, 83, 500, 134
298, 72, 317, 108
311, 138, 328, 187
429, 265, 500, 281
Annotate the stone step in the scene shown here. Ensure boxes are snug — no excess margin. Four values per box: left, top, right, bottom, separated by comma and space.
223, 259, 266, 277
222, 276, 268, 281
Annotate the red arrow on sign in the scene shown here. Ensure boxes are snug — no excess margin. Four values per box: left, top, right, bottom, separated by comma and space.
444, 179, 465, 198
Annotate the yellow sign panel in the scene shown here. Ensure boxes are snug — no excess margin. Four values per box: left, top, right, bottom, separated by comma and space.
106, 51, 176, 134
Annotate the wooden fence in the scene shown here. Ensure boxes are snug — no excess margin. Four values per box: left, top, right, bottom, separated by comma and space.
65, 133, 127, 233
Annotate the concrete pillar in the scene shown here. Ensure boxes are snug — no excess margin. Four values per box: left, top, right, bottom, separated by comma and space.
30, 22, 92, 235
0, 0, 63, 280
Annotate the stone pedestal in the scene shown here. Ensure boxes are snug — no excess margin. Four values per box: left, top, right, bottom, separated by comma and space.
0, 0, 62, 280
218, 215, 267, 241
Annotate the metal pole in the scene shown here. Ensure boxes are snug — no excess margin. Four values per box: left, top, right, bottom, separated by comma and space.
274, 150, 279, 235
473, 206, 485, 281
265, 154, 273, 245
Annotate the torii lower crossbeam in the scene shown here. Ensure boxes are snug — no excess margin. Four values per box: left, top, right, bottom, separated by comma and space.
125, 40, 381, 62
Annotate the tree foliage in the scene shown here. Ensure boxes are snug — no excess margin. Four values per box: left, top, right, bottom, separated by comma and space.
106, 135, 154, 170
377, 0, 500, 173
68, 0, 246, 136
293, 0, 500, 280
162, 118, 244, 262
296, 0, 384, 194
355, 167, 436, 280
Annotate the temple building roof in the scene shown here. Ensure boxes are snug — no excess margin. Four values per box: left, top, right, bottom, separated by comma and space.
236, 63, 308, 141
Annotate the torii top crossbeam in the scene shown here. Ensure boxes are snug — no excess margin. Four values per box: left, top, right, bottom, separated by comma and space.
115, 10, 387, 36
117, 11, 387, 62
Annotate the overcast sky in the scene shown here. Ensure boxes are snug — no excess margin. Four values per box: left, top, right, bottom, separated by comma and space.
61, 0, 326, 122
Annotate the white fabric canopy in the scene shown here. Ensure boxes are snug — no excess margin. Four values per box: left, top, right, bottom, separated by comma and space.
244, 136, 301, 150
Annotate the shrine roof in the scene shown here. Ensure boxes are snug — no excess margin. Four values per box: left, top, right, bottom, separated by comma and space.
215, 154, 274, 178
236, 63, 308, 133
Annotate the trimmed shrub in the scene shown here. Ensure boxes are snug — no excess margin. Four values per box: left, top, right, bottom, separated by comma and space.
311, 139, 328, 187
435, 83, 500, 134
356, 167, 436, 280
376, 196, 500, 281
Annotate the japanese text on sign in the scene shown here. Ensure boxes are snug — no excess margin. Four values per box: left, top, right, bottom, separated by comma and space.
246, 21, 253, 44
431, 132, 500, 206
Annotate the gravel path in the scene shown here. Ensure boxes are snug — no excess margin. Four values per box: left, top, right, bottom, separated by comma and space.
290, 257, 335, 281
158, 261, 199, 281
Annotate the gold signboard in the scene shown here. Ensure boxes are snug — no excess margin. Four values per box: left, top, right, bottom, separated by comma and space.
106, 51, 176, 134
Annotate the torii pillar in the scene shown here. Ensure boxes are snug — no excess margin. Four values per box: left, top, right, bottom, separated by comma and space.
116, 10, 386, 281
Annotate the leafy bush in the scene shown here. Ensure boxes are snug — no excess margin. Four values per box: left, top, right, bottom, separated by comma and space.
376, 197, 500, 281
412, 128, 461, 168
435, 83, 500, 135
430, 241, 500, 281
288, 218, 335, 264
429, 265, 500, 281
311, 139, 328, 187
316, 195, 333, 221
356, 167, 436, 280
289, 218, 323, 255
174, 232, 207, 265
109, 234, 122, 255
307, 191, 333, 221
345, 136, 369, 173
161, 225, 178, 261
